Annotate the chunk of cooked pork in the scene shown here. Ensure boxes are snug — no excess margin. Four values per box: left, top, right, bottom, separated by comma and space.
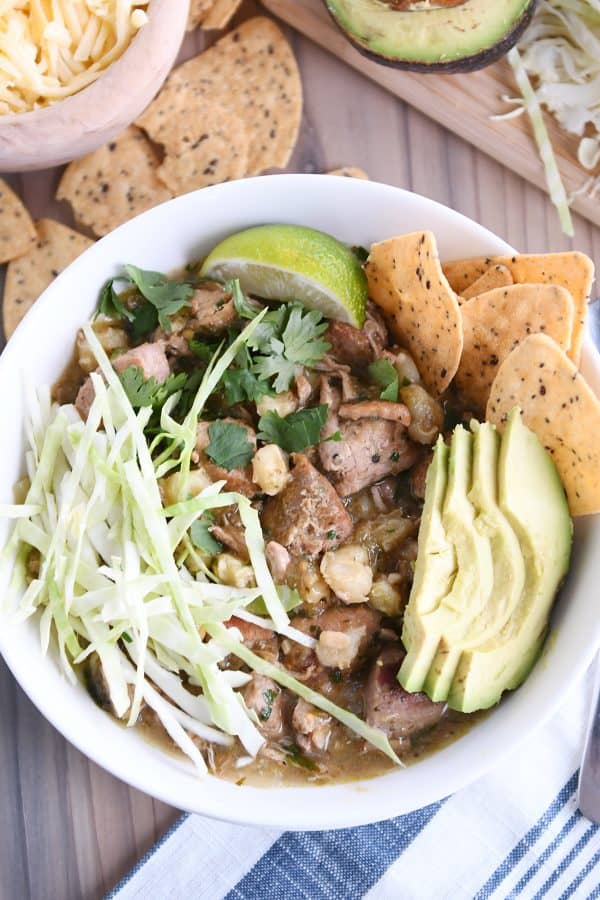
75, 341, 170, 421
265, 541, 292, 583
112, 341, 171, 382
227, 616, 279, 663
339, 400, 411, 424
75, 375, 97, 420
319, 418, 419, 496
292, 699, 332, 754
243, 675, 284, 739
262, 454, 352, 556
365, 645, 445, 741
325, 304, 388, 372
187, 284, 237, 336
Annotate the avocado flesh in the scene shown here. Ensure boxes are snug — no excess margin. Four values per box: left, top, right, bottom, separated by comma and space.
419, 426, 495, 701
424, 422, 527, 700
325, 0, 535, 72
398, 436, 456, 693
399, 427, 495, 698
447, 409, 572, 712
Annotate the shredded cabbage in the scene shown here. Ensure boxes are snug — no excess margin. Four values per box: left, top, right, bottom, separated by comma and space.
502, 1, 600, 234
0, 319, 401, 777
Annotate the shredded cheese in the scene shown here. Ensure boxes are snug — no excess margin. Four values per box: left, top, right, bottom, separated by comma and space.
0, 0, 149, 114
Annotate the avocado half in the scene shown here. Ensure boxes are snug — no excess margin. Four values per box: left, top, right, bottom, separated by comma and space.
324, 0, 537, 74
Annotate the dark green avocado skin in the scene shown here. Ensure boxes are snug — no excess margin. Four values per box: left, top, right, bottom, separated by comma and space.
325, 0, 537, 74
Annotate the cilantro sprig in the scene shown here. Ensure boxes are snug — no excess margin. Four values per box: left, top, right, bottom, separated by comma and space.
96, 264, 195, 340
205, 421, 255, 470
251, 305, 330, 393
190, 512, 223, 556
257, 405, 329, 453
118, 366, 187, 410
368, 358, 399, 402
201, 280, 331, 401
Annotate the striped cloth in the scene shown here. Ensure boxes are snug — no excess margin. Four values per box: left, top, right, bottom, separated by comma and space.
111, 306, 600, 900
109, 662, 599, 900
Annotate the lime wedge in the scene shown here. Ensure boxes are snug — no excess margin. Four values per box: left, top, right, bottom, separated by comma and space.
200, 224, 368, 327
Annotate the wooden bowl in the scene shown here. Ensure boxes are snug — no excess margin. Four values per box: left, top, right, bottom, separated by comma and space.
0, 0, 189, 172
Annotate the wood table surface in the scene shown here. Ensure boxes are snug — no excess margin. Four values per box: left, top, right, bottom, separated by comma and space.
1, 3, 599, 898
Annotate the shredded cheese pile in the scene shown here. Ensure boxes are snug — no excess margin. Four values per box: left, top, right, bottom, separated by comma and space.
0, 0, 149, 115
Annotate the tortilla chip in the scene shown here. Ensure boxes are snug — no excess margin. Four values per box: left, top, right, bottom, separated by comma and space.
365, 232, 463, 395
187, 0, 213, 30
443, 252, 594, 365
137, 17, 302, 176
443, 257, 496, 293
202, 0, 243, 29
456, 284, 575, 414
157, 103, 248, 193
56, 126, 172, 238
327, 167, 369, 180
3, 219, 93, 338
460, 264, 513, 301
486, 334, 600, 516
0, 178, 36, 265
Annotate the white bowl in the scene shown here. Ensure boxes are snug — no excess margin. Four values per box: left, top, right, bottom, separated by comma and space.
0, 0, 188, 171
1, 175, 599, 830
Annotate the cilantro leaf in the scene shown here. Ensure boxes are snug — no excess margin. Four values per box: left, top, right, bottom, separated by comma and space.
97, 279, 134, 322
380, 380, 399, 402
189, 339, 220, 364
281, 306, 330, 367
190, 512, 223, 556
368, 358, 399, 403
228, 278, 263, 320
205, 421, 255, 470
246, 306, 287, 354
257, 405, 329, 453
252, 339, 297, 394
124, 265, 194, 332
118, 366, 187, 410
222, 367, 271, 405
251, 304, 330, 393
248, 585, 302, 616
174, 368, 203, 420
129, 302, 160, 342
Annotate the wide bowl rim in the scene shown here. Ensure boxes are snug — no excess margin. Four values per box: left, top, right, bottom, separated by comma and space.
1, 174, 598, 831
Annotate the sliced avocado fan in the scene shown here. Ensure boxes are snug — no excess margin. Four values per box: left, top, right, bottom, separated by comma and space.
398, 409, 572, 713
449, 409, 572, 712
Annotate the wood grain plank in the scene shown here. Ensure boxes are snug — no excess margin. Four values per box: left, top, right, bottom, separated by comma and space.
262, 0, 600, 230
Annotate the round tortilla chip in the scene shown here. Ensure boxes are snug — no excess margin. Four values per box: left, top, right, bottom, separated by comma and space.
486, 333, 600, 517
456, 284, 575, 415
157, 105, 248, 193
137, 17, 302, 177
365, 231, 463, 396
3, 219, 93, 339
0, 178, 36, 265
56, 126, 172, 238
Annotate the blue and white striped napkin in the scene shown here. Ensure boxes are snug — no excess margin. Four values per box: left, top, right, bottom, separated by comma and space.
108, 646, 599, 900
110, 307, 600, 900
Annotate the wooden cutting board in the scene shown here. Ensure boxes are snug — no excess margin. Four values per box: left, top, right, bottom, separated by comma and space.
262, 0, 599, 229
